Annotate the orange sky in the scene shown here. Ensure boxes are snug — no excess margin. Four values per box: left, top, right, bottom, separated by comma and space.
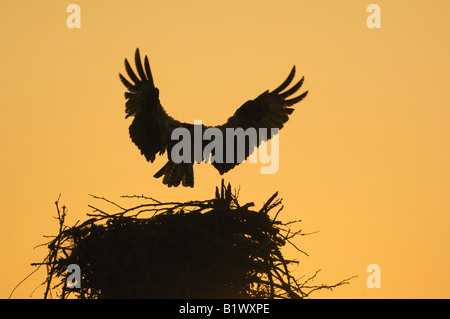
1, 1, 449, 298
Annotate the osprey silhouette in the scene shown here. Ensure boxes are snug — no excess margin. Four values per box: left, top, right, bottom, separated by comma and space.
120, 49, 308, 187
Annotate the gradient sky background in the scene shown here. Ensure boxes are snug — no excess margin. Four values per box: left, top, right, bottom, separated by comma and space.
1, 1, 449, 298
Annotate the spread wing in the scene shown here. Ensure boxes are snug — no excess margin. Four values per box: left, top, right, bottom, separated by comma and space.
120, 48, 183, 162
213, 66, 308, 174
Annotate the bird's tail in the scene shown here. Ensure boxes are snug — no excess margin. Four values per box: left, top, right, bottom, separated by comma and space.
153, 161, 194, 187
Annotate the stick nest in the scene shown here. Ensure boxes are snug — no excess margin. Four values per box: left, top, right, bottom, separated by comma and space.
34, 180, 352, 299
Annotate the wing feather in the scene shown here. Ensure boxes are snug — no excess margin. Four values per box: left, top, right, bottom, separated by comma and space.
120, 48, 182, 163
144, 56, 154, 86
119, 73, 134, 90
124, 59, 140, 84
134, 49, 147, 81
279, 76, 304, 98
214, 67, 308, 174
272, 66, 296, 94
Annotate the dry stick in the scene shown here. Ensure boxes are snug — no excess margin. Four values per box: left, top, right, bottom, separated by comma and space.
43, 196, 67, 299
121, 194, 162, 203
89, 194, 126, 211
266, 258, 275, 299
301, 275, 357, 298
8, 267, 41, 299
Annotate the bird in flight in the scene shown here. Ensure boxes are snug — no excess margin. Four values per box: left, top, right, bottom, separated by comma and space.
120, 49, 308, 187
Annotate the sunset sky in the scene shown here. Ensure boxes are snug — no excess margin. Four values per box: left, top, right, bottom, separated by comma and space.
1, 0, 449, 298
